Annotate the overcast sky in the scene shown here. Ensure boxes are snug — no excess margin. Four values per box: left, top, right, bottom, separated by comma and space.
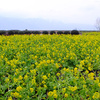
0, 0, 100, 30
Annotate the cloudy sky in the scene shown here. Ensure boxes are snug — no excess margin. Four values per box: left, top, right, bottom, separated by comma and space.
0, 0, 100, 30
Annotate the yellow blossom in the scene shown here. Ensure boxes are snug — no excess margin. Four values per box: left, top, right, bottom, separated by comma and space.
64, 93, 68, 98
85, 70, 89, 74
8, 96, 12, 100
88, 72, 94, 80
98, 83, 100, 87
80, 60, 84, 65
48, 91, 53, 97
27, 96, 29, 98
74, 67, 78, 74
5, 78, 9, 83
63, 68, 66, 71
95, 77, 99, 83
56, 72, 60, 77
30, 88, 34, 93
62, 88, 66, 93
35, 62, 38, 65
35, 55, 37, 59
32, 79, 36, 85
13, 92, 20, 98
88, 67, 92, 71
66, 68, 69, 72
53, 90, 57, 93
55, 63, 59, 68
68, 86, 77, 92
42, 97, 46, 99
44, 85, 47, 88
16, 69, 19, 73
83, 85, 86, 88
92, 92, 100, 99
30, 69, 36, 75
47, 60, 50, 64
19, 75, 23, 80
58, 58, 61, 61
42, 81, 46, 84
16, 86, 22, 92
51, 59, 54, 63
53, 93, 58, 98
19, 68, 22, 70
24, 75, 28, 80
48, 73, 50, 77
42, 75, 47, 80
13, 78, 18, 83
53, 86, 56, 89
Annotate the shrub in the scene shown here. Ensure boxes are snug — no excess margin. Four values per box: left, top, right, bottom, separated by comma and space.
8, 30, 15, 35
24, 30, 31, 35
50, 31, 56, 35
8, 30, 20, 35
13, 30, 19, 35
18, 31, 24, 35
64, 31, 70, 35
34, 31, 41, 35
42, 31, 48, 34
0, 30, 6, 35
57, 31, 63, 35
71, 30, 79, 35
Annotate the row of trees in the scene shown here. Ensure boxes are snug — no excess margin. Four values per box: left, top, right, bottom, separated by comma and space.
0, 30, 80, 35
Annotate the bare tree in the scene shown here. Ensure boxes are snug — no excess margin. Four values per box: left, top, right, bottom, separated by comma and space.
95, 18, 100, 31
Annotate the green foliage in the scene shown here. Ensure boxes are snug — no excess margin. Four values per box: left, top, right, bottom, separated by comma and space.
71, 30, 79, 35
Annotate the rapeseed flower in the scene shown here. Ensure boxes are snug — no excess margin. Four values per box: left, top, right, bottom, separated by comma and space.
13, 92, 21, 98
56, 72, 60, 77
92, 92, 100, 99
51, 59, 54, 63
88, 67, 93, 71
74, 67, 78, 74
53, 86, 56, 89
30, 88, 34, 93
48, 91, 53, 97
44, 85, 47, 88
53, 93, 58, 98
48, 73, 50, 77
24, 75, 28, 80
19, 75, 23, 80
32, 79, 36, 85
47, 60, 50, 64
55, 63, 59, 68
85, 70, 89, 74
66, 68, 69, 72
8, 96, 12, 100
62, 88, 66, 93
64, 93, 68, 98
16, 86, 22, 92
98, 83, 100, 87
5, 78, 9, 83
83, 85, 86, 88
95, 77, 99, 83
42, 81, 46, 84
88, 72, 94, 80
13, 78, 18, 83
68, 86, 77, 92
42, 75, 47, 80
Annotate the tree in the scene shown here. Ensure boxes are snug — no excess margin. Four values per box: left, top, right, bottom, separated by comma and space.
95, 18, 100, 31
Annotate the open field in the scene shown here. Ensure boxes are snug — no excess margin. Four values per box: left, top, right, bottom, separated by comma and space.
0, 34, 100, 100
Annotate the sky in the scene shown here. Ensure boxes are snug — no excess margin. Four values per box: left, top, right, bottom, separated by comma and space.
0, 0, 100, 30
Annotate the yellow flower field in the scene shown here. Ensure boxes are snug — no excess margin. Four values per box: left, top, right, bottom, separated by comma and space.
0, 34, 100, 100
